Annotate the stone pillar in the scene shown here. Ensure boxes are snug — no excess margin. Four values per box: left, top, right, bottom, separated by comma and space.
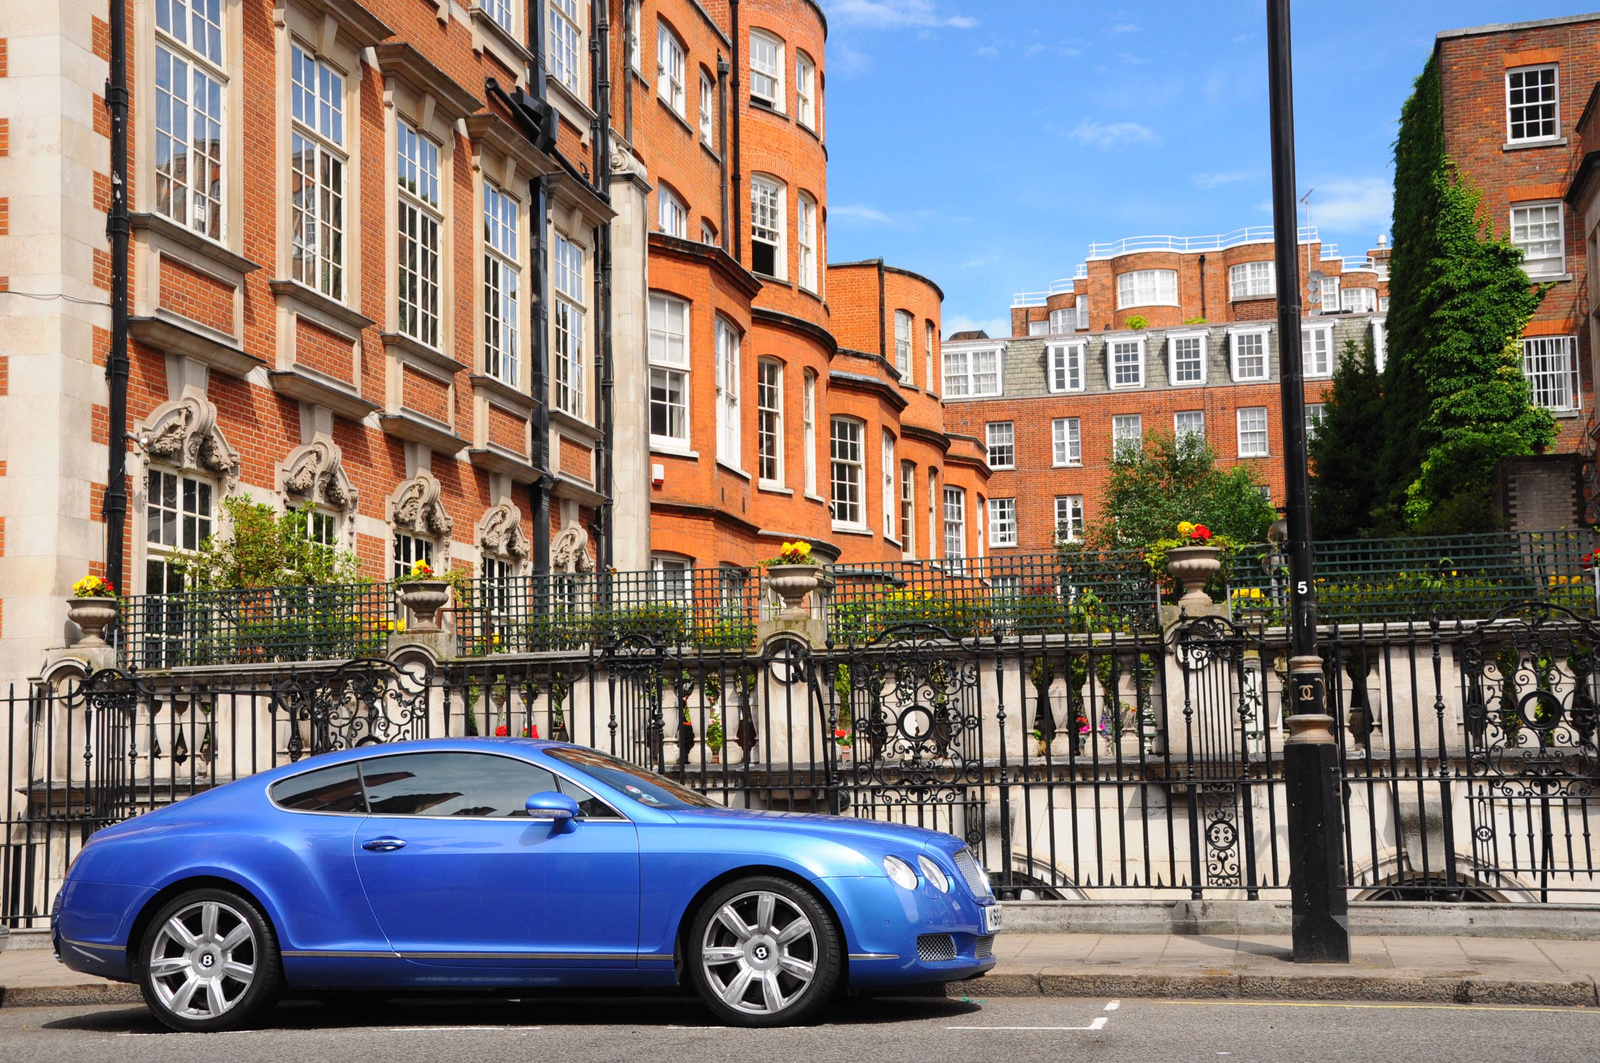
607, 143, 652, 571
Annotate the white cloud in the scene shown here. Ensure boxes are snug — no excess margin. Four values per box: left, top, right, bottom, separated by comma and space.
944, 313, 1010, 338
824, 1, 978, 30
1194, 171, 1253, 189
1306, 178, 1394, 232
976, 44, 998, 57
1110, 23, 1140, 34
831, 204, 895, 224
1068, 119, 1160, 149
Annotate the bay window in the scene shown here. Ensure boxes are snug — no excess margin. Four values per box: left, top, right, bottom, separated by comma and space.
553, 233, 586, 416
1229, 261, 1275, 300
648, 293, 690, 445
716, 316, 742, 465
1116, 268, 1177, 309
831, 417, 864, 528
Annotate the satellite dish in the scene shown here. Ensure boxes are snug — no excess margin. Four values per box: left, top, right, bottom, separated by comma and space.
1307, 269, 1324, 284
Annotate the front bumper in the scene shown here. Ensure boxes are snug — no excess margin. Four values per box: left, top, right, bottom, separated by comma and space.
820, 874, 999, 989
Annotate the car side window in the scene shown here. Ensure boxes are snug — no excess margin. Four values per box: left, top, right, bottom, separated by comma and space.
555, 777, 624, 820
270, 763, 366, 814
360, 753, 561, 818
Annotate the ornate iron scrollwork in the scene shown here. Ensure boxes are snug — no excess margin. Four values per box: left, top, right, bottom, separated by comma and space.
271, 659, 432, 762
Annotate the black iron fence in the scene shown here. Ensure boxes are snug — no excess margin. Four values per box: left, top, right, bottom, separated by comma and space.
7, 603, 1599, 927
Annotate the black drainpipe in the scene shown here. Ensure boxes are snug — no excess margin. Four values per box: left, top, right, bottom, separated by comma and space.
591, 0, 615, 572
877, 260, 887, 364
1198, 253, 1208, 321
520, 2, 556, 575
104, 0, 131, 595
730, 0, 743, 262
717, 53, 729, 250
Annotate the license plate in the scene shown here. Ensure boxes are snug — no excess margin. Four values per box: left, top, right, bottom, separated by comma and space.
982, 904, 1003, 934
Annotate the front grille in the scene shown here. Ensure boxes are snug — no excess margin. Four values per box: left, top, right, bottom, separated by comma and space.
975, 934, 994, 959
952, 848, 991, 897
916, 934, 956, 963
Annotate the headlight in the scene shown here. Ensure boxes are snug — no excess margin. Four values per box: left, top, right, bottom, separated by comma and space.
917, 855, 950, 893
883, 854, 919, 890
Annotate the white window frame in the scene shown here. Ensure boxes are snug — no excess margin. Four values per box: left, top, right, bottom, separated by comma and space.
1306, 403, 1327, 440
1107, 337, 1146, 389
549, 0, 584, 95
144, 467, 215, 595
656, 21, 686, 116
1115, 268, 1178, 309
1167, 331, 1207, 385
396, 121, 442, 349
750, 174, 786, 279
1028, 320, 1048, 337
1237, 406, 1269, 458
1522, 335, 1582, 412
1341, 286, 1378, 314
989, 498, 1018, 548
1320, 275, 1340, 313
1112, 414, 1143, 457
1511, 201, 1565, 278
802, 369, 817, 494
881, 430, 897, 540
155, 0, 226, 241
927, 469, 939, 559
480, 0, 515, 35
651, 554, 692, 603
715, 315, 742, 467
392, 530, 435, 583
1229, 260, 1276, 300
1049, 307, 1073, 334
899, 460, 915, 558
797, 193, 818, 292
943, 486, 966, 562
830, 416, 865, 530
483, 181, 521, 387
758, 358, 785, 487
1175, 410, 1206, 442
1052, 417, 1081, 467
1075, 295, 1089, 330
894, 310, 913, 378
552, 231, 586, 417
1054, 495, 1084, 543
658, 184, 687, 238
699, 69, 715, 146
925, 321, 937, 395
1047, 341, 1085, 393
1506, 64, 1559, 144
290, 43, 346, 299
942, 346, 1002, 398
985, 421, 1015, 469
1301, 324, 1334, 379
749, 30, 785, 111
648, 293, 690, 447
1229, 327, 1271, 382
796, 51, 816, 130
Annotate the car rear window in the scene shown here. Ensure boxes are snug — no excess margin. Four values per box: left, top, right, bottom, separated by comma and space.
270, 763, 366, 813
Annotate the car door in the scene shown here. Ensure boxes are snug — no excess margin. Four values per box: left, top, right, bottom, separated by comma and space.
351, 750, 640, 969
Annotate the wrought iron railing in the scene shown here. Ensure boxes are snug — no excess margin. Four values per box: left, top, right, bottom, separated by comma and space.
1229, 530, 1600, 625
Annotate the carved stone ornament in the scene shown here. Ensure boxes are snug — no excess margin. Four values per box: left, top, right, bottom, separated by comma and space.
609, 143, 647, 180
551, 521, 593, 574
281, 439, 356, 511
390, 471, 454, 542
479, 502, 531, 561
140, 395, 241, 486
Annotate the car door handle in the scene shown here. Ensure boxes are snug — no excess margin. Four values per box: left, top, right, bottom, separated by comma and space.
362, 837, 407, 853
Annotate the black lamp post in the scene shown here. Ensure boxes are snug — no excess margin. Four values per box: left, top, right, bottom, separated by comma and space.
1265, 0, 1351, 963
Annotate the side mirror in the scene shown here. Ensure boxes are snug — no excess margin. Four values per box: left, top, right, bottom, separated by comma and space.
525, 791, 580, 821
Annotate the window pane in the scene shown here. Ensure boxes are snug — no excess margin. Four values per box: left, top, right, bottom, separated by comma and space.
361, 752, 559, 817
271, 763, 366, 813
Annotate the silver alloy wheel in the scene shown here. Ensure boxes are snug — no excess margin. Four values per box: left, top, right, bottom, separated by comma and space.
146, 899, 258, 1020
699, 889, 818, 1016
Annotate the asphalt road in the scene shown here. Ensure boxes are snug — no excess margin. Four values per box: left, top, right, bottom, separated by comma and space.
3, 993, 1598, 1063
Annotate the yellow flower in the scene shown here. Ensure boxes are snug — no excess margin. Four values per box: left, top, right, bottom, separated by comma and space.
1177, 521, 1196, 537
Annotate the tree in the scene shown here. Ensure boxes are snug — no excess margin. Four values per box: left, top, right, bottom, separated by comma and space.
1375, 55, 1553, 533
181, 496, 363, 589
1091, 430, 1277, 549
1309, 336, 1385, 539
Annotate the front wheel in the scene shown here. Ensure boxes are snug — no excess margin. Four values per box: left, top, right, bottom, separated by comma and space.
136, 888, 283, 1032
687, 876, 842, 1027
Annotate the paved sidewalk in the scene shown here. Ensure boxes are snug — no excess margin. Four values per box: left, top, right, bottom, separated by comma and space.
3, 933, 1598, 1009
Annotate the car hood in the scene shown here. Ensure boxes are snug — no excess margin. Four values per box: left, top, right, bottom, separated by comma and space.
664, 805, 961, 855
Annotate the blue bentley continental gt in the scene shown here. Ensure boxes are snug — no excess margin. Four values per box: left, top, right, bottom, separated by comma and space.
52, 739, 1000, 1031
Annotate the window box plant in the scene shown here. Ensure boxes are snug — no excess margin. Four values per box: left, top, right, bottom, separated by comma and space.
67, 575, 119, 647
764, 541, 822, 619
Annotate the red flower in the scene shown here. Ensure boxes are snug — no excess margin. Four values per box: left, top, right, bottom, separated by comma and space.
1190, 524, 1213, 542
1583, 552, 1595, 571
527, 725, 539, 739
493, 724, 508, 737
833, 728, 848, 740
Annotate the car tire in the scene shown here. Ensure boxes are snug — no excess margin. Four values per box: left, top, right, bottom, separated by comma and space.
135, 887, 284, 1032
686, 875, 842, 1027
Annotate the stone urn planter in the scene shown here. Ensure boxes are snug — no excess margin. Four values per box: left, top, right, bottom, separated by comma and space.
767, 564, 822, 620
397, 580, 451, 633
1165, 546, 1223, 609
67, 596, 119, 647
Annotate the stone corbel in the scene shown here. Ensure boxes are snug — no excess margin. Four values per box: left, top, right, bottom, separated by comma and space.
282, 438, 358, 512
551, 521, 593, 574
478, 502, 531, 562
390, 470, 454, 556
139, 394, 242, 488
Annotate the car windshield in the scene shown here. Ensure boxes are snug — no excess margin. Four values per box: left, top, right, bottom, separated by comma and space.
547, 746, 717, 810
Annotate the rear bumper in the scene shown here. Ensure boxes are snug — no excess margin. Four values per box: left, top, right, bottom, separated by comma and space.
52, 879, 153, 983
819, 875, 999, 989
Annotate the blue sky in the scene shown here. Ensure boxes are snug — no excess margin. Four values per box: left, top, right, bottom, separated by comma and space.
818, 0, 1585, 335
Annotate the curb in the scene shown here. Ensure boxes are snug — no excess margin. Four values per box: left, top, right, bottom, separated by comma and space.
958, 970, 1600, 1007
0, 983, 144, 1008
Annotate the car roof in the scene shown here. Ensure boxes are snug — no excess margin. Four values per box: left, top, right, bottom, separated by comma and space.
264, 737, 564, 777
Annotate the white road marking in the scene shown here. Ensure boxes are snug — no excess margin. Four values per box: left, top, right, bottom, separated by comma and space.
1105, 1000, 1121, 1011
947, 1017, 1109, 1031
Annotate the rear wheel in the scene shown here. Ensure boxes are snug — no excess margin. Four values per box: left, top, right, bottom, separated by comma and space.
136, 888, 283, 1032
686, 876, 841, 1027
